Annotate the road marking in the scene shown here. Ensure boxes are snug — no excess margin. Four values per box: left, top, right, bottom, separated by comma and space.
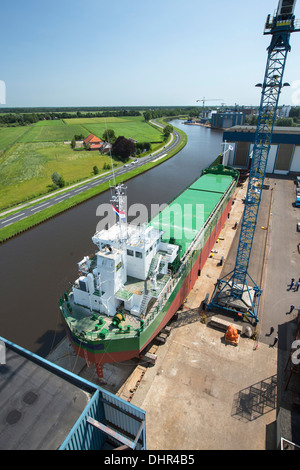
31, 201, 50, 211
1, 213, 25, 224
152, 153, 167, 162
55, 195, 68, 201
38, 202, 50, 209
2, 215, 27, 227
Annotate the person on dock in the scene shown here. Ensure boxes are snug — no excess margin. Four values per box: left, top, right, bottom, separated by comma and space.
270, 334, 278, 348
269, 326, 274, 335
266, 326, 274, 336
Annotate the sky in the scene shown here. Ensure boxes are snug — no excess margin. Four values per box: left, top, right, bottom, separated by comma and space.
1, 0, 300, 108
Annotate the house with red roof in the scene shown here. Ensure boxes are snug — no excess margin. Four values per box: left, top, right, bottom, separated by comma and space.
83, 133, 103, 151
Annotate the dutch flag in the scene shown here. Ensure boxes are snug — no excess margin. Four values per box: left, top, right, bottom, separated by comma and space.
112, 204, 126, 222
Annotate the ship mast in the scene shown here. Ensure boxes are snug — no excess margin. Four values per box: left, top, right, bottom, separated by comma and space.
111, 183, 127, 243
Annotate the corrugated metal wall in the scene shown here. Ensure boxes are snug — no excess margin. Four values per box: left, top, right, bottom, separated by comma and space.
60, 389, 146, 450
235, 141, 250, 167
274, 144, 294, 172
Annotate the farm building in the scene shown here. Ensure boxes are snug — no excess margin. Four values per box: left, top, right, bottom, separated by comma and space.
102, 142, 112, 153
83, 134, 103, 151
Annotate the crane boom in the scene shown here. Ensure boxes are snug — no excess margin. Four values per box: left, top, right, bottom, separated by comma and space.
196, 97, 223, 107
208, 0, 299, 323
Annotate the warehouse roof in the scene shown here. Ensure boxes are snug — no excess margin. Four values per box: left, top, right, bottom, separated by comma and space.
0, 340, 93, 450
227, 125, 300, 134
0, 337, 146, 450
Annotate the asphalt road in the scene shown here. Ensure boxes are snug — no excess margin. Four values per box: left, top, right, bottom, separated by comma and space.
0, 127, 181, 229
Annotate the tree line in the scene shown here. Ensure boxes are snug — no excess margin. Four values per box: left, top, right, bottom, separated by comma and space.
245, 107, 300, 127
0, 109, 140, 126
0, 105, 203, 126
143, 107, 200, 121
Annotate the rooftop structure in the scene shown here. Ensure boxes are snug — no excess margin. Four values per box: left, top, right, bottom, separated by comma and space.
83, 134, 103, 150
223, 125, 300, 174
0, 336, 146, 450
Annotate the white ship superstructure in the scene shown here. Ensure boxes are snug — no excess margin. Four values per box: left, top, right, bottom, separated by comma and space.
72, 184, 179, 318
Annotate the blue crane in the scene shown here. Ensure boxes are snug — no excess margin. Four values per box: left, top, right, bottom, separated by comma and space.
208, 0, 300, 324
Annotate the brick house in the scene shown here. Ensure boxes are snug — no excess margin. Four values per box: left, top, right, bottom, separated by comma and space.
83, 134, 103, 150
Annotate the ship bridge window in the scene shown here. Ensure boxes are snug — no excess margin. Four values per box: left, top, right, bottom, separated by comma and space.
127, 249, 134, 256
135, 251, 143, 259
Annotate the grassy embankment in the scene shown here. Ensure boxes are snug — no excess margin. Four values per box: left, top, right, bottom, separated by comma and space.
0, 116, 163, 211
0, 116, 187, 242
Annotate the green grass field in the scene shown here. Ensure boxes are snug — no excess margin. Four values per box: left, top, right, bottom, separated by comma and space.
0, 142, 122, 210
0, 115, 164, 210
34, 119, 66, 126
18, 122, 88, 143
0, 126, 30, 153
63, 117, 131, 125
84, 121, 162, 143
64, 116, 163, 143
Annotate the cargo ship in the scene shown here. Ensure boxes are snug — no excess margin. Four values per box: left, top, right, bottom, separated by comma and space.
59, 164, 239, 375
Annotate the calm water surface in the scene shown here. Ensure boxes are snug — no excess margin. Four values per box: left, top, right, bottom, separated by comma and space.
0, 120, 223, 356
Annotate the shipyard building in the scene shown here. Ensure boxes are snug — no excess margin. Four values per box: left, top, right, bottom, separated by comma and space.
211, 112, 246, 129
223, 126, 300, 174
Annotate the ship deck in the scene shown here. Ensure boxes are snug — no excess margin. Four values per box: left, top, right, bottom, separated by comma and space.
62, 272, 171, 342
150, 172, 236, 257
116, 273, 170, 301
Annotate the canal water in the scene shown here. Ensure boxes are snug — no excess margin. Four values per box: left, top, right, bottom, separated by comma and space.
0, 120, 223, 357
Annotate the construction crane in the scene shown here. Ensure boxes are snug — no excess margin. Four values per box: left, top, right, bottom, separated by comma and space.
208, 0, 300, 324
196, 97, 224, 107
196, 97, 223, 116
